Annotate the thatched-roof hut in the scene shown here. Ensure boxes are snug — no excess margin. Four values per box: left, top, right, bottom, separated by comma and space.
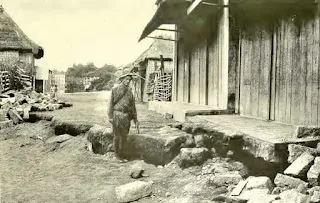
122, 39, 173, 102
0, 5, 43, 68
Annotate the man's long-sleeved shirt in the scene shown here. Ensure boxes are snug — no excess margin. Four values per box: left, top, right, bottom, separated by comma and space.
107, 83, 137, 121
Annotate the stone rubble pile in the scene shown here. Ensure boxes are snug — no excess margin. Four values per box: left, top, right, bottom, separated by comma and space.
0, 90, 72, 126
221, 143, 320, 203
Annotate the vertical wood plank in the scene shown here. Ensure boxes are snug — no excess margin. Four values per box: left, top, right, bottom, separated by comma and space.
312, 15, 319, 125
278, 20, 287, 123
235, 31, 241, 114
274, 21, 281, 122
300, 19, 307, 125
184, 51, 190, 103
290, 21, 301, 125
259, 28, 272, 119
270, 25, 277, 121
305, 19, 314, 125
250, 29, 260, 118
199, 40, 207, 105
285, 21, 293, 124
177, 41, 184, 102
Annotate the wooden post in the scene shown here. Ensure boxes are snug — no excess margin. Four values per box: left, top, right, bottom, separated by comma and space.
172, 25, 179, 102
219, 0, 229, 109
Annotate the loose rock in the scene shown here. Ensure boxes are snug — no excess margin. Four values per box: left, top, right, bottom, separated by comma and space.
284, 152, 314, 178
130, 161, 145, 179
115, 181, 153, 203
311, 191, 320, 203
176, 148, 210, 168
308, 157, 320, 186
288, 144, 317, 163
274, 173, 308, 190
279, 189, 311, 203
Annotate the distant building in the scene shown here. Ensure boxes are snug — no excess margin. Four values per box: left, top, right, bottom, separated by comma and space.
83, 76, 99, 90
49, 70, 66, 93
35, 66, 49, 94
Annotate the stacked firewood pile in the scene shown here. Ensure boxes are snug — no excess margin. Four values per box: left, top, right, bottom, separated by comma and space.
0, 90, 72, 124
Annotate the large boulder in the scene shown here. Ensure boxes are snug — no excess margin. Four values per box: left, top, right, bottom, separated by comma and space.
8, 109, 23, 124
279, 189, 310, 203
308, 157, 320, 186
274, 173, 308, 190
247, 194, 279, 203
311, 191, 320, 203
230, 176, 274, 201
284, 152, 315, 178
115, 181, 153, 203
127, 130, 186, 165
288, 144, 317, 163
176, 148, 210, 168
209, 171, 243, 187
86, 125, 113, 154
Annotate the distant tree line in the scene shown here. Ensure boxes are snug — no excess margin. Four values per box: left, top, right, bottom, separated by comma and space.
65, 63, 117, 93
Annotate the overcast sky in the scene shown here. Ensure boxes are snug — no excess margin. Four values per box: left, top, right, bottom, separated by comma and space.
2, 0, 164, 71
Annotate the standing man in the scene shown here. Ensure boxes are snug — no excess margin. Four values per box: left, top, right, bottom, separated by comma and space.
108, 73, 138, 162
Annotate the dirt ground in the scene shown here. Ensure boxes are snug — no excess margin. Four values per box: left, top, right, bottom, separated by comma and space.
0, 92, 216, 203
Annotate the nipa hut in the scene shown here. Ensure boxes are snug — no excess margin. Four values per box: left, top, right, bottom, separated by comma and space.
0, 5, 44, 90
124, 39, 174, 102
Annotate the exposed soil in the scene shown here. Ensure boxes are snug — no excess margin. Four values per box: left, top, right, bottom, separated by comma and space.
0, 121, 218, 203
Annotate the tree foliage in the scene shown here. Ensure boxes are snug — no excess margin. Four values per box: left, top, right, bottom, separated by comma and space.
65, 62, 117, 93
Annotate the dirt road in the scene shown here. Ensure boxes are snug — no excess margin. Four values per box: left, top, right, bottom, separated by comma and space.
0, 92, 215, 203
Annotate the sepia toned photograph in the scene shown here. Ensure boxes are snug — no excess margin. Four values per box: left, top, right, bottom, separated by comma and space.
0, 0, 320, 202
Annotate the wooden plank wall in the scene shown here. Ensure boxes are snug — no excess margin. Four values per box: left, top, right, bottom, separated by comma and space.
177, 41, 185, 102
274, 13, 320, 125
239, 28, 272, 119
208, 30, 220, 107
175, 15, 237, 109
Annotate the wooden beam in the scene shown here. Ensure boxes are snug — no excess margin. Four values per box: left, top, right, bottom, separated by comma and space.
146, 36, 177, 42
155, 28, 178, 32
220, 0, 229, 109
187, 0, 203, 15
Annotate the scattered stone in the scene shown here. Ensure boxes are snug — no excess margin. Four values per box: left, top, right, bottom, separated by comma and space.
296, 126, 320, 138
209, 171, 243, 187
169, 122, 183, 129
284, 152, 314, 178
211, 147, 217, 157
8, 108, 23, 124
86, 125, 113, 154
157, 165, 164, 169
274, 173, 308, 190
272, 187, 283, 195
176, 148, 210, 168
46, 134, 71, 144
165, 192, 171, 197
165, 113, 173, 119
288, 144, 317, 163
230, 180, 247, 196
181, 134, 195, 148
311, 191, 320, 203
245, 176, 273, 191
308, 186, 320, 196
181, 123, 193, 134
130, 161, 145, 179
226, 150, 234, 158
308, 157, 320, 186
279, 189, 311, 203
247, 194, 279, 203
115, 181, 153, 203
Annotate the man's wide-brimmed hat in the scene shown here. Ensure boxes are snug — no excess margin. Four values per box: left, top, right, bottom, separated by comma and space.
118, 73, 138, 81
